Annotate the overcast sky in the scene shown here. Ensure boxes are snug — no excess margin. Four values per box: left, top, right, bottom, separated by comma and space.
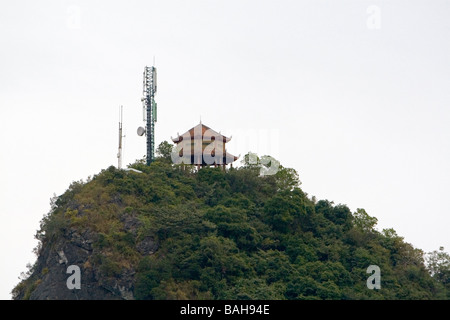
1, 0, 449, 299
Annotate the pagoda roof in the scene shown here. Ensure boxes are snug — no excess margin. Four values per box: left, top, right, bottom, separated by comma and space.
171, 123, 231, 143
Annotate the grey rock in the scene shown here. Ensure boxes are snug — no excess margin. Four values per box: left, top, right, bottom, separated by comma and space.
137, 236, 158, 255
57, 250, 68, 265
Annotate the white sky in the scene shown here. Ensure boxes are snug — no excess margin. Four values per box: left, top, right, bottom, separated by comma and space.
1, 0, 449, 299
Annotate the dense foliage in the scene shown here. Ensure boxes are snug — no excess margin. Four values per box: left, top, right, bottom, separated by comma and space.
13, 143, 450, 300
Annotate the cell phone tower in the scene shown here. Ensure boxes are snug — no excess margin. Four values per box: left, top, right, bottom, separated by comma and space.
137, 66, 157, 165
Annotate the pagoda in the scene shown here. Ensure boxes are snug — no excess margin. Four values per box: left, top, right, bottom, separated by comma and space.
171, 122, 239, 170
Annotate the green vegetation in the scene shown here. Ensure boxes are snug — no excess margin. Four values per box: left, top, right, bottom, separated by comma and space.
13, 142, 450, 299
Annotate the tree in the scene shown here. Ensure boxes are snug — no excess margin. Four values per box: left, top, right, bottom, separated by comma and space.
352, 208, 378, 232
274, 165, 301, 191
426, 247, 450, 284
156, 141, 174, 160
242, 152, 260, 168
13, 149, 448, 300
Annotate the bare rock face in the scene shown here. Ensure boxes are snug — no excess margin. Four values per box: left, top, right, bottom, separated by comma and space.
26, 237, 121, 300
15, 212, 157, 300
137, 236, 159, 256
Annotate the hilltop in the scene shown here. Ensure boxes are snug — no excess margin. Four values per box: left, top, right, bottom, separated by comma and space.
12, 144, 450, 300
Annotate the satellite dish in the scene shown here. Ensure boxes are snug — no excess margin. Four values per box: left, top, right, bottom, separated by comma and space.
137, 126, 146, 136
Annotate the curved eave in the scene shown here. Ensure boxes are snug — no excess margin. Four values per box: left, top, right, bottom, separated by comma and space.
225, 152, 239, 164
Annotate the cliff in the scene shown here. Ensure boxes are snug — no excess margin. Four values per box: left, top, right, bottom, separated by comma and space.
11, 153, 450, 300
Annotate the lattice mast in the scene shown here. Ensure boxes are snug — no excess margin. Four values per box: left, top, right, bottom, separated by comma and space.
141, 66, 157, 165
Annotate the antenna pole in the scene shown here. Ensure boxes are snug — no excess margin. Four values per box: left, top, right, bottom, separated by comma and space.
118, 105, 123, 169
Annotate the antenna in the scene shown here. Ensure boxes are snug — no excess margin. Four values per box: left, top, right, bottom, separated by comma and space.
117, 105, 124, 169
138, 65, 157, 165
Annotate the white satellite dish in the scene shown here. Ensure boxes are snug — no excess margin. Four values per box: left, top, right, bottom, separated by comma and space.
137, 126, 146, 136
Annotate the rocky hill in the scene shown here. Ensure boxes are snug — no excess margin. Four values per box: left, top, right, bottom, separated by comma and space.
12, 149, 450, 300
